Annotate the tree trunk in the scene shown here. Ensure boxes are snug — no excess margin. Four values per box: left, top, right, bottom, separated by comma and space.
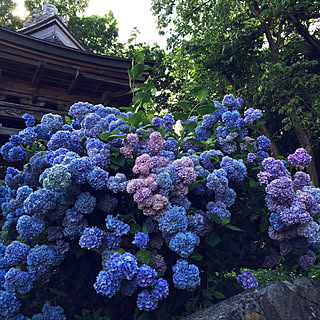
258, 124, 281, 157
287, 14, 320, 56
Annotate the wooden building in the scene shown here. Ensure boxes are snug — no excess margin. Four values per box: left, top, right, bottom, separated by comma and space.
0, 3, 151, 143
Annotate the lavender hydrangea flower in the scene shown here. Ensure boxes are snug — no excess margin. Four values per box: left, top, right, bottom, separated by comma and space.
288, 148, 312, 167
244, 108, 263, 123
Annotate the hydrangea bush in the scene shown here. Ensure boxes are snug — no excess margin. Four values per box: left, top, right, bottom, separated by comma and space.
0, 94, 319, 319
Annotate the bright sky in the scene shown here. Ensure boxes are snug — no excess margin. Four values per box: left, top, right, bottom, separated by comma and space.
13, 0, 167, 49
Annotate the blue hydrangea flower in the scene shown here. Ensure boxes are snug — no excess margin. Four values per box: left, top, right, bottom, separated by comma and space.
202, 114, 218, 128
0, 290, 21, 318
19, 127, 37, 146
222, 110, 241, 130
62, 209, 88, 240
215, 187, 237, 207
220, 156, 247, 186
163, 113, 174, 130
5, 241, 30, 266
94, 270, 121, 298
165, 137, 178, 153
4, 268, 35, 294
257, 135, 271, 151
269, 213, 287, 232
67, 157, 93, 184
151, 278, 169, 300
206, 169, 228, 194
107, 173, 127, 193
105, 215, 130, 237
9, 135, 21, 146
42, 164, 72, 191
136, 264, 157, 287
137, 290, 158, 311
156, 171, 174, 196
41, 113, 64, 132
47, 131, 82, 153
87, 167, 109, 190
222, 94, 240, 110
169, 231, 200, 258
152, 117, 162, 129
79, 227, 105, 250
24, 188, 57, 217
41, 301, 66, 320
159, 206, 188, 239
172, 259, 200, 290
16, 215, 45, 240
132, 232, 150, 250
199, 150, 223, 171
27, 245, 55, 280
22, 114, 35, 127
8, 146, 26, 162
206, 201, 231, 220
75, 192, 96, 215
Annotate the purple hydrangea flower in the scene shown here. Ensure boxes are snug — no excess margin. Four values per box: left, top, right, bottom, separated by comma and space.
237, 271, 258, 290
288, 148, 312, 167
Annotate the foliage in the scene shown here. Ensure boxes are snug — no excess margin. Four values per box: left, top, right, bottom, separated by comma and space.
0, 0, 23, 29
151, 0, 320, 184
25, 0, 89, 18
67, 12, 120, 55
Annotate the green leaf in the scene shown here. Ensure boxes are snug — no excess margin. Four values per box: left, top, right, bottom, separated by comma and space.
135, 250, 151, 260
191, 253, 203, 261
213, 290, 226, 299
184, 122, 197, 131
111, 155, 125, 167
187, 138, 208, 148
130, 223, 141, 234
99, 131, 110, 141
109, 164, 120, 171
204, 234, 221, 248
196, 103, 214, 115
225, 224, 244, 232
65, 115, 72, 124
131, 63, 145, 79
172, 112, 189, 122
221, 217, 231, 225
197, 88, 208, 102
116, 248, 126, 254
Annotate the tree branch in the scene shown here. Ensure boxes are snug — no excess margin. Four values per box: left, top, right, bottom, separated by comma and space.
287, 13, 320, 55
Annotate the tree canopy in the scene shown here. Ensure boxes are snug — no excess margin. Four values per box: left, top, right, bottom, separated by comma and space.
151, 0, 320, 185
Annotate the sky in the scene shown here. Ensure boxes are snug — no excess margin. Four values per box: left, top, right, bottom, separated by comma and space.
13, 0, 168, 49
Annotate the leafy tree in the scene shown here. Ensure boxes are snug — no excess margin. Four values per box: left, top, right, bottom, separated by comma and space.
68, 12, 120, 55
0, 0, 23, 29
24, 0, 89, 18
151, 0, 320, 185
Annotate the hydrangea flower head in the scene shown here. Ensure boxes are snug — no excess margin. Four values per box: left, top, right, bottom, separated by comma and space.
132, 232, 150, 250
172, 259, 200, 290
288, 148, 312, 167
237, 271, 258, 290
